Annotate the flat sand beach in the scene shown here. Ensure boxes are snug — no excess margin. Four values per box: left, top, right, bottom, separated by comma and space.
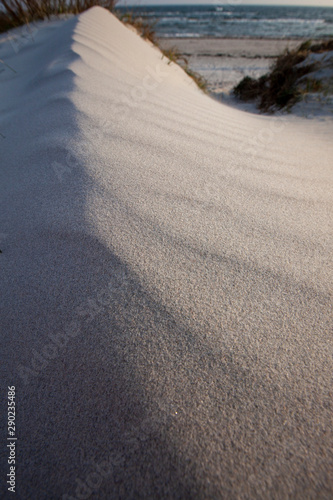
0, 7, 332, 499
159, 37, 304, 93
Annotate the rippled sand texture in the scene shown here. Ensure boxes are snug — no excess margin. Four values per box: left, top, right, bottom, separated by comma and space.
0, 7, 332, 499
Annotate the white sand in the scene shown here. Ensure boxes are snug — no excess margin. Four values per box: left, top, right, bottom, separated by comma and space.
0, 7, 332, 498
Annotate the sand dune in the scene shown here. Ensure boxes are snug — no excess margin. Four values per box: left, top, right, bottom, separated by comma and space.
0, 7, 332, 499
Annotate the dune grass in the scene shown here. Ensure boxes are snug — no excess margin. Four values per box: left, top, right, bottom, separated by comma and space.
233, 39, 333, 112
0, 1, 117, 31
158, 45, 207, 91
116, 11, 157, 44
116, 11, 207, 92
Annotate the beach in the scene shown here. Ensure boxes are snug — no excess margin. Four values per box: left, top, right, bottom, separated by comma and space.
159, 37, 303, 94
0, 7, 332, 499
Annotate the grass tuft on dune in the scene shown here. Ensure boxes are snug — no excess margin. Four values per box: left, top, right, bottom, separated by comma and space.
233, 39, 333, 112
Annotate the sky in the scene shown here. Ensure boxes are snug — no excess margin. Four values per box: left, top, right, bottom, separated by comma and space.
119, 1, 333, 6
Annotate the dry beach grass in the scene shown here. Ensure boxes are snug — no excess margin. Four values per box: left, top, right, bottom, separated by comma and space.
234, 39, 333, 112
0, 0, 116, 30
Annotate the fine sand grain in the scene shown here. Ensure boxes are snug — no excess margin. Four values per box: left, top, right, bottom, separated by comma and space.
0, 7, 332, 499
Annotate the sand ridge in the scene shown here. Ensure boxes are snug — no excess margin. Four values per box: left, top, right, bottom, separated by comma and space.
0, 7, 332, 499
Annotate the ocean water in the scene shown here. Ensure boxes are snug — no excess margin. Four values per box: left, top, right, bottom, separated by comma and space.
116, 5, 333, 39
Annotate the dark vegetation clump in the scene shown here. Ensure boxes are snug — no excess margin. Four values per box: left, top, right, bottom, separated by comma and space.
233, 39, 333, 112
